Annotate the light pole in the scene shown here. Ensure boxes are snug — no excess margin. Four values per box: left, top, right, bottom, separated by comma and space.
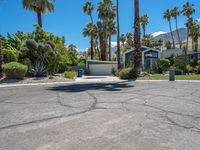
0, 34, 3, 78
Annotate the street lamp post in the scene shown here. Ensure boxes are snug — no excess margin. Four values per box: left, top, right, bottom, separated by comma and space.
0, 34, 3, 78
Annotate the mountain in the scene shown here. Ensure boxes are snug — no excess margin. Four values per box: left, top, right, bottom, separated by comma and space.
154, 28, 187, 44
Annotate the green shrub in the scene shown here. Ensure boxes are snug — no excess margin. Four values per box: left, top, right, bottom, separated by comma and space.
77, 61, 86, 70
157, 58, 170, 73
119, 68, 136, 79
3, 62, 28, 79
64, 71, 77, 79
2, 49, 19, 63
111, 67, 118, 76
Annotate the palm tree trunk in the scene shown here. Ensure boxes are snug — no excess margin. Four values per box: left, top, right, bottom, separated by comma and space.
117, 0, 121, 69
186, 27, 189, 51
134, 0, 141, 72
109, 35, 111, 61
90, 38, 94, 60
169, 20, 175, 48
99, 33, 104, 61
37, 11, 42, 28
175, 18, 181, 48
143, 25, 146, 37
0, 35, 3, 78
90, 15, 94, 24
96, 40, 101, 60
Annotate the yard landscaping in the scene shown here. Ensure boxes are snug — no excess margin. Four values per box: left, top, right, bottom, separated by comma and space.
144, 74, 200, 80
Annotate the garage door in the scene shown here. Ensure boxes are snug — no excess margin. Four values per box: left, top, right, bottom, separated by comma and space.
89, 64, 117, 76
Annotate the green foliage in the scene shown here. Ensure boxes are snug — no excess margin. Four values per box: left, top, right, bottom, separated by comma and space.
31, 61, 47, 77
157, 58, 170, 73
22, 58, 32, 72
169, 53, 176, 66
175, 58, 187, 74
197, 65, 200, 74
2, 49, 19, 63
111, 67, 118, 76
77, 59, 86, 69
3, 62, 28, 79
119, 68, 137, 79
64, 71, 77, 79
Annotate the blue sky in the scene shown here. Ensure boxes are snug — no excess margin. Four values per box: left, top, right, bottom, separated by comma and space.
0, 0, 200, 51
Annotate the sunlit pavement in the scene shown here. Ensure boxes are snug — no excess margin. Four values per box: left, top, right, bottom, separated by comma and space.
0, 81, 200, 150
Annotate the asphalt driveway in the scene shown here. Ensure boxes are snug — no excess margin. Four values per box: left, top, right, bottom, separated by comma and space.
0, 81, 200, 150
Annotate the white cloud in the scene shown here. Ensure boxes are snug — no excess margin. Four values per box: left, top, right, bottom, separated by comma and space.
152, 31, 167, 37
111, 41, 122, 48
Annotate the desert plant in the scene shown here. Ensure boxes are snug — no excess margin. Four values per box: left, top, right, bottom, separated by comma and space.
64, 71, 77, 79
3, 62, 28, 79
31, 61, 47, 77
111, 67, 117, 76
2, 49, 19, 63
119, 68, 137, 79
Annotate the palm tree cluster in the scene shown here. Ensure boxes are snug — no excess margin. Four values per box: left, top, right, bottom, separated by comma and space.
82, 0, 116, 61
163, 2, 199, 51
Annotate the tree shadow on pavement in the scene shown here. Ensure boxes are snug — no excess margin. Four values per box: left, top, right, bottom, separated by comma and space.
47, 81, 134, 93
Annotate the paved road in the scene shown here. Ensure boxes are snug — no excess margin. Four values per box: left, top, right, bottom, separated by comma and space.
0, 81, 200, 150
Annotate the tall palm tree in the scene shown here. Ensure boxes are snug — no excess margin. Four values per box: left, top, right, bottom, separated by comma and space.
171, 7, 182, 48
108, 20, 117, 61
83, 2, 94, 23
23, 0, 55, 28
98, 0, 116, 60
116, 0, 120, 69
182, 2, 195, 50
134, 0, 141, 72
0, 35, 3, 78
83, 23, 98, 60
140, 14, 149, 38
189, 21, 199, 52
163, 9, 175, 49
126, 32, 133, 48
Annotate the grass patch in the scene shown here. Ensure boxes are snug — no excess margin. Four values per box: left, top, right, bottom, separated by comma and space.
145, 74, 200, 80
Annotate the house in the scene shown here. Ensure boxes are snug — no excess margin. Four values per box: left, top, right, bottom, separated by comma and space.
162, 48, 200, 60
122, 46, 161, 69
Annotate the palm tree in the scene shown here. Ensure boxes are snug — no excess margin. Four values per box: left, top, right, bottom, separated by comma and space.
189, 22, 200, 52
163, 9, 175, 49
140, 14, 149, 38
83, 23, 98, 60
0, 35, 3, 78
171, 7, 182, 48
126, 32, 133, 48
108, 20, 117, 61
134, 0, 141, 72
23, 0, 55, 28
98, 0, 116, 60
83, 2, 94, 23
120, 34, 126, 46
182, 2, 195, 50
116, 0, 120, 69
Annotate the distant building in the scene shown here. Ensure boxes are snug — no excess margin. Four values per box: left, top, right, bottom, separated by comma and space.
122, 46, 161, 69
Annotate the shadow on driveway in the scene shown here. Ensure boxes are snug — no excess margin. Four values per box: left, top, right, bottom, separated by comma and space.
47, 81, 134, 93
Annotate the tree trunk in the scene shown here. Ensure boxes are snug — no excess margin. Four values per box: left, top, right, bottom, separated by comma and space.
90, 37, 94, 60
90, 15, 94, 24
37, 11, 42, 28
175, 18, 181, 48
96, 40, 101, 60
109, 35, 112, 61
134, 0, 141, 72
0, 36, 3, 78
99, 33, 104, 61
186, 27, 189, 51
117, 0, 121, 69
143, 25, 146, 38
169, 20, 175, 49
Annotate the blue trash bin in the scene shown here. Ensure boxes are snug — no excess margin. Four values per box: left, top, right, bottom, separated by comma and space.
77, 69, 83, 77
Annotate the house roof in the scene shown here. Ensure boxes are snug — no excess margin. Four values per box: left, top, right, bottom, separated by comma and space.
123, 46, 160, 55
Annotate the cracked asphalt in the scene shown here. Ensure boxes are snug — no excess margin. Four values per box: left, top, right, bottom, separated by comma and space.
0, 81, 200, 150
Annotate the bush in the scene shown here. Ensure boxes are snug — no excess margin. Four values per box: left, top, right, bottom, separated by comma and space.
157, 58, 170, 73
197, 66, 200, 74
64, 71, 77, 79
119, 68, 136, 79
111, 67, 118, 76
3, 62, 28, 79
2, 49, 19, 63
